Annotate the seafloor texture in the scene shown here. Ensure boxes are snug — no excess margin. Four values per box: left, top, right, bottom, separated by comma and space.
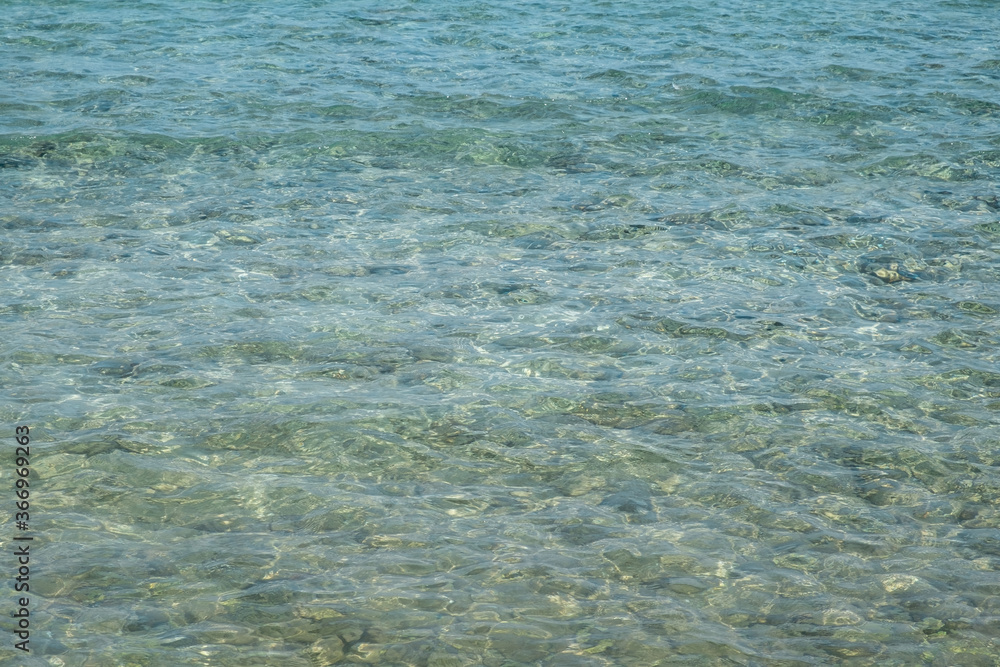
2, 0, 1000, 665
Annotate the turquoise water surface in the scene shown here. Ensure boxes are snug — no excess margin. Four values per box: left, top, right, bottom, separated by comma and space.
3, 1, 1000, 665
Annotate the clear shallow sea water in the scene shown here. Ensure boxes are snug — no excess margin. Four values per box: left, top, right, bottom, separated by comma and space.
2, 0, 1000, 665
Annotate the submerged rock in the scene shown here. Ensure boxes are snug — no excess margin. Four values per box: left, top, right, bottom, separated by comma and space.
599, 481, 656, 522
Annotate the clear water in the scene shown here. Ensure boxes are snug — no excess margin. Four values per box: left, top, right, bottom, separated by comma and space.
3, 0, 1000, 665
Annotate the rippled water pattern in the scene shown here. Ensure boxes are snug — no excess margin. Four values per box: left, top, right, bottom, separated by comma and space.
3, 1, 1000, 665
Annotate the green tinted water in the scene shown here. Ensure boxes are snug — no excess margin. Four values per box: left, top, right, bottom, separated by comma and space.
2, 0, 1000, 665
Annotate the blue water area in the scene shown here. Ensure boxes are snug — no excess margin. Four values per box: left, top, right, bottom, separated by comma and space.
2, 0, 1000, 664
